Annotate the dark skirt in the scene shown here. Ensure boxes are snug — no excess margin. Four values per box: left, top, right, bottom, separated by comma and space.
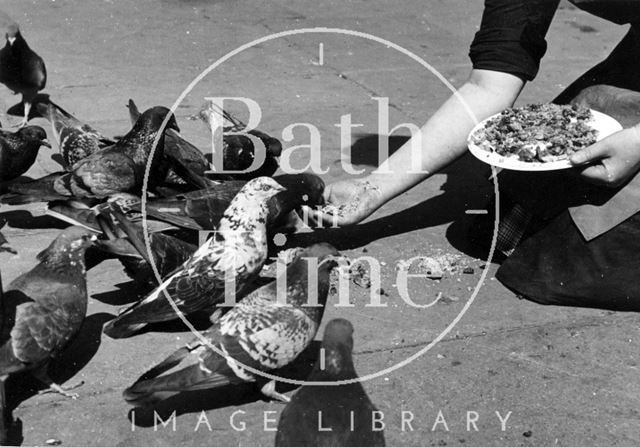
497, 210, 640, 311
495, 24, 640, 310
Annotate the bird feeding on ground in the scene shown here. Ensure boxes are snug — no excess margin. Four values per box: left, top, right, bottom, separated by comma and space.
122, 243, 341, 406
102, 176, 286, 338
0, 227, 96, 443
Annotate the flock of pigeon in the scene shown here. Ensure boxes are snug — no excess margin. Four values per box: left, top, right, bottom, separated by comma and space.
0, 16, 386, 447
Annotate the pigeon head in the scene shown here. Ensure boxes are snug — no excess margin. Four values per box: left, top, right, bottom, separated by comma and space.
5, 23, 19, 42
323, 318, 354, 351
120, 106, 180, 165
48, 226, 98, 252
274, 173, 326, 207
218, 177, 286, 235
318, 318, 356, 379
18, 125, 51, 148
198, 100, 225, 129
307, 242, 342, 272
36, 226, 98, 271
235, 176, 287, 203
135, 106, 180, 135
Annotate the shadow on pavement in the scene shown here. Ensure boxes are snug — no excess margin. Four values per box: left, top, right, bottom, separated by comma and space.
4, 312, 114, 446
91, 281, 143, 306
49, 153, 66, 170
286, 133, 494, 255
6, 93, 51, 120
287, 167, 492, 255
347, 133, 410, 167
0, 210, 68, 231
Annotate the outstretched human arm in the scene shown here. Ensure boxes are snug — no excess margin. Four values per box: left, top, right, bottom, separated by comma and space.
310, 69, 524, 226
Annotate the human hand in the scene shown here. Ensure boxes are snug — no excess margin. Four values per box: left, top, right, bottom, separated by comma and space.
570, 126, 640, 188
304, 178, 384, 227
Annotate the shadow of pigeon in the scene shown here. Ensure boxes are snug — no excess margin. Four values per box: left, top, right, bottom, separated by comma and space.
49, 153, 66, 169
128, 312, 217, 336
4, 416, 22, 447
3, 418, 24, 445
0, 218, 16, 254
91, 281, 143, 306
0, 210, 68, 230
5, 312, 115, 415
6, 93, 51, 120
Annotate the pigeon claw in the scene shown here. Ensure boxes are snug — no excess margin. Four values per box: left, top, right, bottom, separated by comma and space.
260, 380, 290, 403
38, 380, 85, 400
209, 308, 223, 324
0, 245, 17, 255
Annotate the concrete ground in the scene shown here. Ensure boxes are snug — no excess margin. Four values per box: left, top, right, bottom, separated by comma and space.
1, 0, 638, 446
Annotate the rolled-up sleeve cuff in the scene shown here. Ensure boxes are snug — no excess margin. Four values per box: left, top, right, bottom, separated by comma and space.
469, 26, 547, 82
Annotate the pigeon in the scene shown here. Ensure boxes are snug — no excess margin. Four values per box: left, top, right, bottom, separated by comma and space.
127, 99, 210, 187
0, 125, 51, 182
36, 100, 115, 168
103, 176, 286, 338
0, 172, 75, 205
129, 179, 246, 231
0, 22, 46, 127
44, 193, 177, 234
95, 204, 196, 293
131, 173, 325, 232
275, 318, 386, 447
0, 106, 179, 204
199, 101, 282, 179
122, 242, 341, 406
0, 227, 96, 442
68, 106, 179, 196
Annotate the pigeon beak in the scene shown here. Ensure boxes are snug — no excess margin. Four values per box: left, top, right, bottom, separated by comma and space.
169, 117, 181, 133
40, 139, 52, 149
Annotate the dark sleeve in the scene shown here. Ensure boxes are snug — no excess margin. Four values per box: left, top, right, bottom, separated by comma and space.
469, 0, 560, 81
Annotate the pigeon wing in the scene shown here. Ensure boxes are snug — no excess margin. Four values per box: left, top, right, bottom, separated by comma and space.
103, 244, 235, 336
72, 148, 137, 196
222, 295, 317, 371
6, 282, 84, 367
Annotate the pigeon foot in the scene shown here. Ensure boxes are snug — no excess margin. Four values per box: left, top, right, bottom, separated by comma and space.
38, 380, 85, 399
260, 380, 290, 403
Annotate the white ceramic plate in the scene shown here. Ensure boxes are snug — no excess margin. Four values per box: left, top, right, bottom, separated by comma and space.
467, 109, 623, 171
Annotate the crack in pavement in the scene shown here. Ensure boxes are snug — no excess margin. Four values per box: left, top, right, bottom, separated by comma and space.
353, 311, 636, 356
258, 21, 410, 118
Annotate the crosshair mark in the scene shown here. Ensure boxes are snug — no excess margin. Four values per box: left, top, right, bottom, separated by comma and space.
465, 209, 488, 215
311, 42, 324, 66
319, 348, 326, 370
